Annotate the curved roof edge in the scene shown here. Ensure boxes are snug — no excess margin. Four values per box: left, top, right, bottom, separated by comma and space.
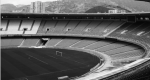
1, 12, 150, 16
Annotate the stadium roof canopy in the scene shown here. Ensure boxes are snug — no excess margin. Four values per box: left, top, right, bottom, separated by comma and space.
1, 13, 150, 22
137, 0, 150, 2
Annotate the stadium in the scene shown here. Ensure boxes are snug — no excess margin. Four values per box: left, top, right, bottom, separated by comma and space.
1, 12, 150, 80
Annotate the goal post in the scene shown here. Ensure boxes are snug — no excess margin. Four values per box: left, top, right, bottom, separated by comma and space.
56, 51, 63, 56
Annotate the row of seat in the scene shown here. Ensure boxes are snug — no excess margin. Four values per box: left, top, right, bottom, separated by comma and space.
1, 19, 123, 36
108, 21, 150, 49
1, 38, 144, 63
1, 19, 149, 39
1, 39, 23, 47
1, 20, 41, 34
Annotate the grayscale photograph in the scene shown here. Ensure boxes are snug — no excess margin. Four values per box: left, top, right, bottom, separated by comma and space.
1, 0, 150, 80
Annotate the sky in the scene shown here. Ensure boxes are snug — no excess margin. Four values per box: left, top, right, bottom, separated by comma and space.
1, 0, 58, 5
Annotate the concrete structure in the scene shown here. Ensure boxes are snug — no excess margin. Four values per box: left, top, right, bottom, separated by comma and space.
109, 9, 126, 13
30, 1, 45, 13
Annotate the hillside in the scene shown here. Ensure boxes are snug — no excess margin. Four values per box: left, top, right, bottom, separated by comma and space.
45, 0, 130, 13
1, 4, 17, 13
109, 0, 150, 12
1, 0, 150, 13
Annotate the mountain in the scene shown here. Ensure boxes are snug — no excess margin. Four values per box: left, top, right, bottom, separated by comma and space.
85, 6, 111, 13
16, 4, 26, 7
1, 4, 30, 13
14, 5, 30, 13
45, 0, 130, 13
1, 0, 150, 13
1, 4, 17, 13
107, 0, 150, 12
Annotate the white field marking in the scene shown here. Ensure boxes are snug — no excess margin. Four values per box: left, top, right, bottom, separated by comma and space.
55, 52, 87, 65
26, 54, 49, 64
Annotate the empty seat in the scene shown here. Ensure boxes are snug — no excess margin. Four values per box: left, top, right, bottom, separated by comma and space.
67, 20, 91, 35
108, 22, 132, 36
37, 20, 57, 34
89, 21, 112, 36
10, 39, 23, 47
44, 20, 58, 34
55, 38, 80, 47
64, 20, 80, 34
104, 21, 123, 33
128, 22, 149, 35
45, 38, 62, 47
71, 39, 97, 48
37, 20, 47, 34
82, 20, 102, 35
95, 42, 127, 52
111, 49, 144, 60
104, 45, 139, 55
50, 20, 69, 34
84, 40, 114, 50
20, 39, 39, 47
1, 39, 11, 47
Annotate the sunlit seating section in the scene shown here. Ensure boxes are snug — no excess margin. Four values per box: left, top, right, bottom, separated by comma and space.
25, 20, 41, 34
0, 20, 8, 34
20, 20, 34, 31
55, 38, 81, 47
1, 20, 8, 31
6, 20, 23, 34
20, 39, 39, 47
45, 38, 62, 47
67, 20, 91, 35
